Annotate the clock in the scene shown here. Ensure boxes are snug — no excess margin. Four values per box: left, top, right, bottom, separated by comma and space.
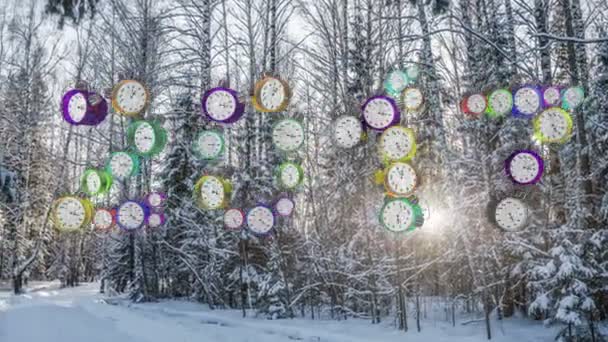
362, 95, 400, 131
106, 151, 140, 179
384, 162, 417, 197
512, 85, 542, 118
402, 87, 424, 112
277, 162, 304, 190
194, 175, 231, 209
460, 93, 487, 116
378, 126, 416, 164
116, 201, 149, 231
111, 80, 149, 116
272, 119, 305, 152
252, 75, 291, 112
246, 205, 275, 236
201, 86, 245, 123
486, 88, 512, 118
81, 168, 113, 196
52, 196, 94, 232
379, 197, 423, 233
145, 192, 167, 208
275, 197, 295, 216
406, 65, 419, 82
561, 86, 585, 111
61, 89, 108, 126
146, 212, 166, 228
193, 130, 225, 160
505, 150, 544, 185
93, 208, 115, 231
542, 86, 562, 107
224, 208, 245, 230
333, 115, 364, 148
383, 70, 409, 96
533, 107, 573, 144
491, 197, 529, 232
127, 120, 168, 157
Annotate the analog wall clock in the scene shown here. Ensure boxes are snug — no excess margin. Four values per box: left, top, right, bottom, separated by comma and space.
533, 107, 573, 144
486, 88, 512, 118
402, 87, 424, 112
246, 205, 275, 236
145, 192, 167, 208
378, 126, 416, 164
275, 197, 295, 216
81, 168, 113, 196
460, 93, 487, 116
542, 86, 562, 108
224, 208, 245, 230
194, 175, 231, 210
277, 162, 304, 190
504, 150, 544, 185
512, 85, 542, 118
333, 115, 364, 148
111, 79, 149, 116
202, 86, 245, 123
561, 86, 584, 111
146, 212, 166, 228
252, 75, 291, 112
490, 197, 529, 232
116, 201, 149, 231
93, 208, 115, 231
272, 118, 305, 152
106, 151, 140, 179
384, 162, 417, 197
52, 196, 94, 232
383, 70, 409, 96
127, 120, 168, 157
362, 95, 400, 131
62, 89, 108, 126
193, 130, 225, 160
406, 65, 419, 82
379, 197, 423, 233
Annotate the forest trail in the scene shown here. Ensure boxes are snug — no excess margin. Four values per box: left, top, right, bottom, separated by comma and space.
0, 282, 555, 342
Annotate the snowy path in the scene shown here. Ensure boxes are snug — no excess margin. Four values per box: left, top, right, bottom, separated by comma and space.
0, 283, 556, 342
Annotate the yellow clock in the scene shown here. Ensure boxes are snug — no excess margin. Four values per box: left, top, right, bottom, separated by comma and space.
111, 80, 150, 116
52, 196, 94, 232
252, 75, 291, 112
378, 126, 417, 164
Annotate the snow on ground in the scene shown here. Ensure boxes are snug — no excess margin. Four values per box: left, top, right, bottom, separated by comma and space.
0, 282, 558, 342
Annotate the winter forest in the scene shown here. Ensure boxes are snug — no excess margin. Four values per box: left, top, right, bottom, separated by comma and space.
0, 0, 607, 341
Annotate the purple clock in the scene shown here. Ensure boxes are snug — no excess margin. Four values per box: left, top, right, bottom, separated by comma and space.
116, 201, 150, 232
246, 204, 275, 236
512, 85, 542, 119
201, 87, 245, 123
505, 150, 544, 185
146, 212, 166, 228
361, 95, 400, 131
62, 89, 108, 126
274, 196, 295, 217
145, 192, 167, 208
541, 85, 562, 108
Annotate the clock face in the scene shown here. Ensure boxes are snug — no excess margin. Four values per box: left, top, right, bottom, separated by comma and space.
562, 86, 584, 110
272, 119, 304, 152
378, 126, 416, 162
224, 208, 244, 230
200, 176, 225, 209
362, 96, 398, 130
93, 209, 114, 231
195, 131, 224, 160
205, 89, 237, 121
513, 86, 541, 116
247, 205, 275, 235
85, 171, 101, 194
384, 70, 408, 94
535, 108, 572, 143
494, 197, 528, 232
488, 89, 512, 116
68, 92, 88, 123
380, 199, 415, 233
108, 152, 135, 179
403, 88, 424, 111
334, 116, 362, 148
385, 162, 417, 196
406, 65, 419, 81
134, 122, 156, 154
259, 78, 288, 111
465, 94, 487, 115
275, 197, 294, 216
117, 201, 146, 231
506, 150, 543, 185
543, 86, 561, 107
147, 192, 164, 207
147, 213, 164, 228
280, 163, 302, 189
55, 197, 87, 231
114, 80, 148, 115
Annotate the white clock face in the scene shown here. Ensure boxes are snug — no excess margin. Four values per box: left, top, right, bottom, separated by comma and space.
206, 89, 236, 121
109, 152, 134, 179
543, 87, 561, 106
68, 92, 87, 122
403, 88, 423, 110
381, 200, 414, 232
55, 197, 86, 231
147, 213, 163, 228
363, 97, 397, 129
272, 119, 304, 152
148, 193, 163, 207
379, 127, 415, 161
134, 122, 156, 154
508, 152, 542, 184
259, 78, 287, 111
196, 132, 223, 159
387, 71, 408, 92
466, 94, 487, 114
386, 163, 417, 195
276, 198, 294, 216
224, 209, 244, 229
247, 206, 274, 235
495, 198, 528, 231
537, 108, 570, 142
563, 87, 584, 109
86, 172, 101, 193
280, 163, 301, 189
514, 87, 541, 115
117, 201, 146, 231
94, 209, 113, 230
489, 90, 512, 115
200, 177, 225, 209
334, 116, 362, 148
115, 81, 147, 114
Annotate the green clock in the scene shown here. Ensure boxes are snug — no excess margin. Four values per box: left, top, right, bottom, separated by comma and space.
379, 197, 423, 233
106, 151, 140, 180
193, 130, 225, 160
277, 162, 304, 189
127, 120, 167, 157
486, 88, 512, 118
81, 168, 113, 196
383, 70, 409, 96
